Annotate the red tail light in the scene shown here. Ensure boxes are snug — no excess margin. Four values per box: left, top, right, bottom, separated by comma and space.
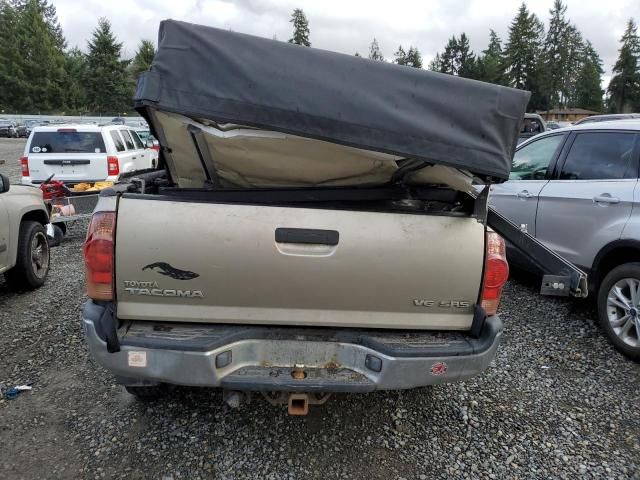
84, 212, 116, 301
480, 232, 509, 316
20, 156, 29, 177
107, 156, 120, 175
152, 144, 160, 152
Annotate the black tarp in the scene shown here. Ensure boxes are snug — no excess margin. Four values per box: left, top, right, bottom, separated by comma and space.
135, 20, 530, 181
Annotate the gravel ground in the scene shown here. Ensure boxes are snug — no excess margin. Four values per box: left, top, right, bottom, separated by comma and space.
0, 138, 639, 479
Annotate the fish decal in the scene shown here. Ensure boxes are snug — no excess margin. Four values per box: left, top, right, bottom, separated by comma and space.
142, 262, 200, 280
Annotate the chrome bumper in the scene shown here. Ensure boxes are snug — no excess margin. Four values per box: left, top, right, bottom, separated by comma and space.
82, 301, 502, 392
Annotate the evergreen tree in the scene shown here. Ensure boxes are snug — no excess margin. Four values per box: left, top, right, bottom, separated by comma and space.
0, 1, 25, 111
394, 45, 407, 65
607, 19, 640, 113
288, 8, 310, 47
394, 45, 422, 68
575, 41, 604, 111
405, 47, 422, 68
131, 39, 155, 78
85, 18, 132, 114
504, 3, 547, 110
476, 29, 506, 85
11, 0, 64, 49
63, 47, 88, 113
368, 38, 384, 61
456, 33, 477, 78
431, 34, 476, 77
543, 1, 585, 108
2, 0, 66, 112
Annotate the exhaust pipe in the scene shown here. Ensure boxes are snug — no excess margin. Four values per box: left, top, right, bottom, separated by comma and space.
287, 393, 310, 416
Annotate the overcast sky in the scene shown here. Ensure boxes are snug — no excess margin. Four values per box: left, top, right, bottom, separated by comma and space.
54, 0, 639, 83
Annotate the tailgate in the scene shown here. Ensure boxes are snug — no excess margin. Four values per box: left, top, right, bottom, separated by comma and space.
115, 197, 485, 330
27, 153, 108, 182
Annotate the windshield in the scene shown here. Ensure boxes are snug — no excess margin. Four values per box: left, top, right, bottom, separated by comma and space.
30, 131, 106, 154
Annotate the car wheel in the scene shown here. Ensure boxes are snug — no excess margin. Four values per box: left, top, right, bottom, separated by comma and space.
597, 263, 640, 361
4, 221, 50, 290
125, 384, 169, 400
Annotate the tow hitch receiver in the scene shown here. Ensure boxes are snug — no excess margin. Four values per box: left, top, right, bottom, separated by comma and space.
261, 392, 333, 415
288, 394, 309, 415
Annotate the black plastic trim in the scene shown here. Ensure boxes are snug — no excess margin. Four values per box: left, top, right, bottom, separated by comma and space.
275, 228, 339, 245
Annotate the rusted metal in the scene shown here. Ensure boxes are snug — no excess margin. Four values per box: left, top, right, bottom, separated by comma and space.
288, 393, 309, 415
291, 364, 306, 380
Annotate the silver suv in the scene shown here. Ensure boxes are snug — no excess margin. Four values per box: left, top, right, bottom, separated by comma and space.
490, 120, 640, 360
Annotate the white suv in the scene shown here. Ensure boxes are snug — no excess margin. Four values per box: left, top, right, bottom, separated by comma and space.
21, 124, 158, 186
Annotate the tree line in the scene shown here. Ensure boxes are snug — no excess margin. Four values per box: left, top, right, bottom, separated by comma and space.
291, 3, 640, 113
0, 0, 154, 115
1, 1, 638, 115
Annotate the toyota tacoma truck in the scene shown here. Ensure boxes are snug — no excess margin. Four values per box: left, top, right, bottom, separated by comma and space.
81, 21, 586, 414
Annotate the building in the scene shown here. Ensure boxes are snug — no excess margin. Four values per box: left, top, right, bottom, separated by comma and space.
537, 108, 601, 123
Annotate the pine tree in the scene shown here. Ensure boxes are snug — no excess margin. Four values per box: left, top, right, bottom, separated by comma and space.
11, 0, 64, 49
368, 38, 384, 61
575, 41, 604, 111
607, 19, 640, 113
431, 34, 476, 77
504, 3, 547, 110
394, 45, 407, 65
476, 29, 506, 85
85, 18, 132, 114
131, 39, 155, 78
64, 47, 88, 113
405, 47, 422, 68
0, 1, 25, 111
456, 33, 477, 78
288, 8, 310, 47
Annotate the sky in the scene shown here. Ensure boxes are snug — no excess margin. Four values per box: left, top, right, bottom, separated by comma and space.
54, 0, 639, 84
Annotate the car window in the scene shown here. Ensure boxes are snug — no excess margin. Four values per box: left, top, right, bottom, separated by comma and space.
520, 118, 544, 135
30, 131, 106, 153
110, 131, 126, 152
510, 134, 565, 180
121, 130, 135, 150
130, 130, 144, 149
560, 132, 637, 180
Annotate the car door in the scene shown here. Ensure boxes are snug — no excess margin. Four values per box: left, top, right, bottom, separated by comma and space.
128, 130, 152, 169
122, 129, 147, 170
489, 133, 567, 235
118, 128, 138, 173
535, 130, 639, 269
0, 181, 10, 271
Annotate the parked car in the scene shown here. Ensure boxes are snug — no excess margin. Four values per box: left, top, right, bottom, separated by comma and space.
518, 113, 546, 144
132, 127, 160, 157
111, 117, 126, 125
0, 173, 51, 289
15, 123, 28, 138
574, 113, 640, 125
0, 120, 18, 138
21, 124, 158, 186
489, 120, 640, 360
24, 120, 43, 136
546, 121, 561, 130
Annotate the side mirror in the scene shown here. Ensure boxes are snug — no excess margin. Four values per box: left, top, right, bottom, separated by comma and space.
0, 173, 10, 193
145, 139, 154, 149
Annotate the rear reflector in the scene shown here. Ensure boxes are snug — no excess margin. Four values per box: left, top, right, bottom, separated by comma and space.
20, 156, 29, 177
84, 212, 116, 301
107, 156, 120, 175
480, 232, 509, 316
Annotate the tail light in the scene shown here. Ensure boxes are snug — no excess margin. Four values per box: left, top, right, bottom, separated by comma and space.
107, 156, 120, 175
84, 212, 116, 301
152, 143, 160, 152
20, 156, 29, 177
480, 231, 509, 316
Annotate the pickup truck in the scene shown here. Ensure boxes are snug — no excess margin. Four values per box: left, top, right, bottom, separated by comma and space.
0, 173, 50, 289
81, 21, 585, 414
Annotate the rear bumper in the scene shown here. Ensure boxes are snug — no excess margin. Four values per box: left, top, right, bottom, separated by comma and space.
82, 301, 502, 392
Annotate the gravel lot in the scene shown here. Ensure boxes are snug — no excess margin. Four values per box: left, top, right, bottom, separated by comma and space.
0, 138, 638, 479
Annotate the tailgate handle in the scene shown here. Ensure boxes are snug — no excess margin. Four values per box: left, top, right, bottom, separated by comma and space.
43, 159, 90, 165
275, 228, 339, 246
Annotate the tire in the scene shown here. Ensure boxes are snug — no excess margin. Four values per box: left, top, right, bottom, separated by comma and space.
597, 263, 640, 361
125, 384, 169, 401
4, 221, 50, 290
